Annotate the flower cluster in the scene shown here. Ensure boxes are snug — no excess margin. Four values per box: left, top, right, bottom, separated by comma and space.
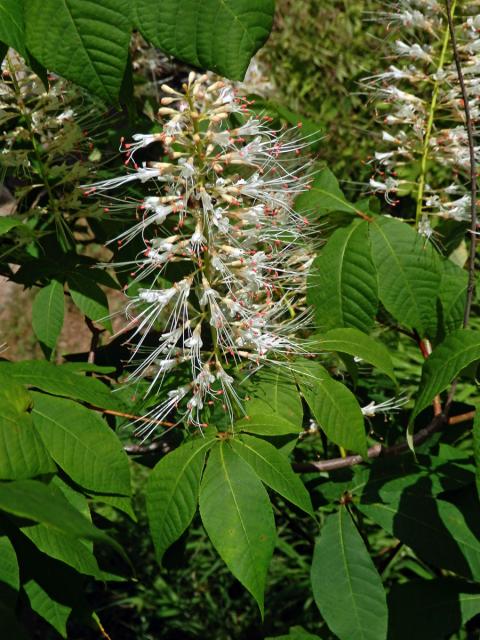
366, 1, 480, 231
87, 73, 317, 435
1, 50, 105, 235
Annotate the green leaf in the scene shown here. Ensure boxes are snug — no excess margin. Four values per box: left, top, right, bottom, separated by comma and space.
369, 217, 441, 336
134, 0, 274, 81
0, 216, 25, 235
387, 578, 480, 640
0, 480, 121, 551
314, 328, 396, 382
230, 434, 314, 516
68, 273, 112, 331
147, 436, 214, 563
0, 376, 55, 480
92, 494, 136, 521
24, 580, 70, 638
25, 0, 131, 102
236, 369, 303, 436
0, 413, 55, 481
199, 442, 276, 615
295, 168, 360, 217
411, 329, 480, 423
22, 525, 114, 581
0, 537, 19, 593
352, 454, 474, 503
295, 361, 367, 457
31, 393, 130, 496
32, 280, 65, 357
438, 260, 468, 333
472, 407, 480, 501
0, 0, 27, 57
0, 361, 123, 410
311, 507, 388, 640
307, 221, 378, 334
358, 487, 480, 580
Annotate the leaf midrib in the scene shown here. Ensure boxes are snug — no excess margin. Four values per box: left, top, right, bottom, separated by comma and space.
338, 509, 368, 639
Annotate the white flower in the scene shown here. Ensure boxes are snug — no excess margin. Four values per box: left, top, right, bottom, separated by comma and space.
361, 397, 408, 418
88, 74, 318, 434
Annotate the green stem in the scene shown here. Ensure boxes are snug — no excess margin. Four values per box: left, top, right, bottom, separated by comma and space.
415, 0, 457, 226
185, 87, 221, 362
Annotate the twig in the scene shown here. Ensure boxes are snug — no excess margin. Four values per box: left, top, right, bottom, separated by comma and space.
292, 409, 474, 473
445, 0, 478, 329
84, 316, 103, 366
447, 410, 475, 425
97, 407, 176, 428
418, 337, 442, 416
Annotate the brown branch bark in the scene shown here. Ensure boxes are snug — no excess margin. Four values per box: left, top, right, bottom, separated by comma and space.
292, 409, 474, 473
84, 316, 103, 367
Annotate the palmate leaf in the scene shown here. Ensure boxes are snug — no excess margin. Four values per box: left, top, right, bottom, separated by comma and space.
25, 0, 131, 102
147, 435, 215, 563
311, 507, 388, 640
31, 393, 130, 496
230, 434, 314, 517
199, 442, 276, 616
369, 217, 441, 336
134, 0, 275, 80
388, 578, 480, 640
32, 280, 65, 357
410, 329, 480, 425
307, 220, 378, 334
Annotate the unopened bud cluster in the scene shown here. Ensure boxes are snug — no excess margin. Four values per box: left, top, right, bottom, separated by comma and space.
366, 1, 480, 232
88, 73, 316, 435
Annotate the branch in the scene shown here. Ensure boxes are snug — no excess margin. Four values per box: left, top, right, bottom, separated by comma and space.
445, 0, 478, 328
84, 316, 103, 367
292, 410, 475, 473
97, 407, 175, 429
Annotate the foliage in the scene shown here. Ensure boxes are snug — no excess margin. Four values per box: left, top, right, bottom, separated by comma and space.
0, 1, 479, 639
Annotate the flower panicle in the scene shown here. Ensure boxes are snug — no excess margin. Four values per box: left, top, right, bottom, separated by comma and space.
365, 0, 480, 233
86, 73, 319, 437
